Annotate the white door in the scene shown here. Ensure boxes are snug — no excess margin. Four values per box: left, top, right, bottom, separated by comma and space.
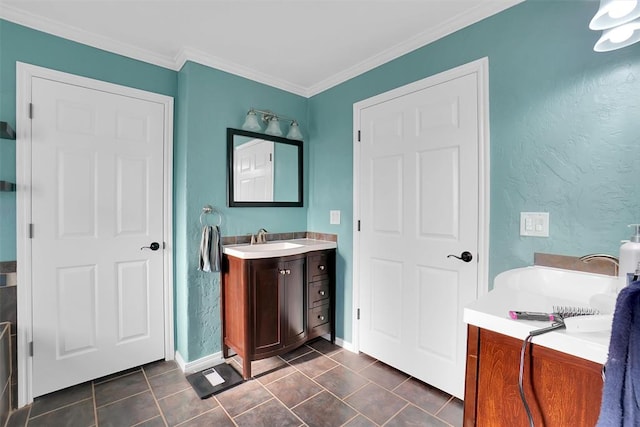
356, 64, 486, 398
234, 139, 274, 201
30, 76, 166, 397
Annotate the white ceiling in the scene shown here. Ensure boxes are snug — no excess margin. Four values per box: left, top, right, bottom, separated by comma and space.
0, 0, 522, 96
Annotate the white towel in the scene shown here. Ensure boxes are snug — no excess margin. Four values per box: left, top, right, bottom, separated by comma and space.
198, 225, 222, 272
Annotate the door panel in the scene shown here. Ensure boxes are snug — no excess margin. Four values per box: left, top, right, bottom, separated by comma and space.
116, 157, 149, 235
371, 155, 403, 233
57, 151, 98, 238
56, 265, 98, 357
418, 147, 459, 239
31, 76, 166, 397
359, 71, 480, 398
370, 258, 402, 341
416, 266, 458, 359
116, 260, 150, 342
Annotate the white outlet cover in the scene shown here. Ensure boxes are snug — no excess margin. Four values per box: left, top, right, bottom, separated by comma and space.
330, 210, 341, 225
520, 212, 549, 237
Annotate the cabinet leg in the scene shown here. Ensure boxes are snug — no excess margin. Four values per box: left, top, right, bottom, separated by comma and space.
243, 358, 252, 380
222, 344, 229, 359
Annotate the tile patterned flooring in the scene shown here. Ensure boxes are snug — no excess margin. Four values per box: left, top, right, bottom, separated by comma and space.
5, 338, 463, 427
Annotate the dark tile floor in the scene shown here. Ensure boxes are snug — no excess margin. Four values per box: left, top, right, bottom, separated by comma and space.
5, 338, 463, 426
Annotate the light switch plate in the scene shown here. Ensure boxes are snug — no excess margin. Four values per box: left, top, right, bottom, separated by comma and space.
520, 212, 549, 237
330, 210, 341, 225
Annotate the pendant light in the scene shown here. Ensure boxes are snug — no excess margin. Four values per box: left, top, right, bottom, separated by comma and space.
594, 18, 640, 51
265, 117, 284, 136
286, 121, 303, 140
590, 0, 640, 30
241, 109, 262, 132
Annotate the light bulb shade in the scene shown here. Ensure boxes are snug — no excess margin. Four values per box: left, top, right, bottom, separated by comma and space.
594, 18, 640, 51
265, 117, 283, 136
590, 0, 640, 30
286, 121, 303, 140
242, 110, 262, 132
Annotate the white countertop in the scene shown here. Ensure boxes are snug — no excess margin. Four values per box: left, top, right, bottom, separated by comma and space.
464, 267, 616, 365
223, 238, 337, 259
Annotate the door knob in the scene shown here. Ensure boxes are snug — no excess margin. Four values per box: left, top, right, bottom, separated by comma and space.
141, 242, 160, 251
447, 251, 473, 262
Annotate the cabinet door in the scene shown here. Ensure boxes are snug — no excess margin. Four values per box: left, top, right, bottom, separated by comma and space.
283, 258, 307, 346
251, 258, 282, 355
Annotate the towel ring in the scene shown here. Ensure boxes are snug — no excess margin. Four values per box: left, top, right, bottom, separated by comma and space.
200, 205, 222, 227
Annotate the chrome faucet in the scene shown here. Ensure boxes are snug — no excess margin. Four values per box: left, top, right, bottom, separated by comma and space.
579, 253, 619, 276
256, 228, 268, 244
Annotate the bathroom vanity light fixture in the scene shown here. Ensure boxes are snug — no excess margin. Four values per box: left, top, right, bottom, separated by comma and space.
241, 108, 303, 140
590, 0, 640, 51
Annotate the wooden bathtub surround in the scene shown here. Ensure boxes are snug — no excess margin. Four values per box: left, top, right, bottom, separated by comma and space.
463, 325, 603, 426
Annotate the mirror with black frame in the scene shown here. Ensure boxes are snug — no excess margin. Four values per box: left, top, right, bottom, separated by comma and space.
227, 128, 303, 207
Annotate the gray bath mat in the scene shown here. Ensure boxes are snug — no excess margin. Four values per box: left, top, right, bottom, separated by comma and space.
186, 363, 244, 399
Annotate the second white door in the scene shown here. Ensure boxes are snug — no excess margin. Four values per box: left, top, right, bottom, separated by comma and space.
356, 64, 485, 398
234, 139, 274, 201
30, 74, 168, 397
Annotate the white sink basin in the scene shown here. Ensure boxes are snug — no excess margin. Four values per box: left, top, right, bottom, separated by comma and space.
236, 241, 303, 252
223, 238, 337, 259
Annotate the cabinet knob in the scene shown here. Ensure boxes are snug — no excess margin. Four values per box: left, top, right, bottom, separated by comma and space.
318, 265, 326, 271
286, 269, 291, 275
279, 269, 286, 275
318, 315, 325, 321
319, 290, 326, 296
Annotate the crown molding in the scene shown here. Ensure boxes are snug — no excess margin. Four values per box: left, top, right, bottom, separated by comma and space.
1, 1, 521, 99
306, 0, 522, 96
0, 3, 178, 70
174, 47, 309, 97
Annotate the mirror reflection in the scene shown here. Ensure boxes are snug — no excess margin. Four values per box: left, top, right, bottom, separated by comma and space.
227, 128, 303, 207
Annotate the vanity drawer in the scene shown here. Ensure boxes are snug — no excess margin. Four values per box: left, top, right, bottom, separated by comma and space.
308, 304, 330, 329
307, 252, 330, 282
308, 279, 330, 308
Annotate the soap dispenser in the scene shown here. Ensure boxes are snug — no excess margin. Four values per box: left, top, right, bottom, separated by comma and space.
619, 224, 640, 285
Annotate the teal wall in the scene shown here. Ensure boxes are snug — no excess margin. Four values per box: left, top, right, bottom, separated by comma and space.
173, 61, 308, 361
0, 19, 177, 261
308, 0, 640, 342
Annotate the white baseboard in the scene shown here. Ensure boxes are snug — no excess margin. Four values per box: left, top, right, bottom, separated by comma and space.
174, 335, 354, 374
319, 333, 355, 353
333, 336, 355, 353
174, 350, 225, 374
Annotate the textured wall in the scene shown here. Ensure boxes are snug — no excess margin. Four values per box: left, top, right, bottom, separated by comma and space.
308, 0, 640, 342
174, 62, 308, 361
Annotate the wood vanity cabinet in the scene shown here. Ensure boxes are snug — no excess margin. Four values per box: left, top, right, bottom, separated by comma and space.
221, 249, 335, 379
463, 325, 603, 427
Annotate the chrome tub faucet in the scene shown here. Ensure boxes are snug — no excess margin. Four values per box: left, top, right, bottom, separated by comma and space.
579, 253, 619, 276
